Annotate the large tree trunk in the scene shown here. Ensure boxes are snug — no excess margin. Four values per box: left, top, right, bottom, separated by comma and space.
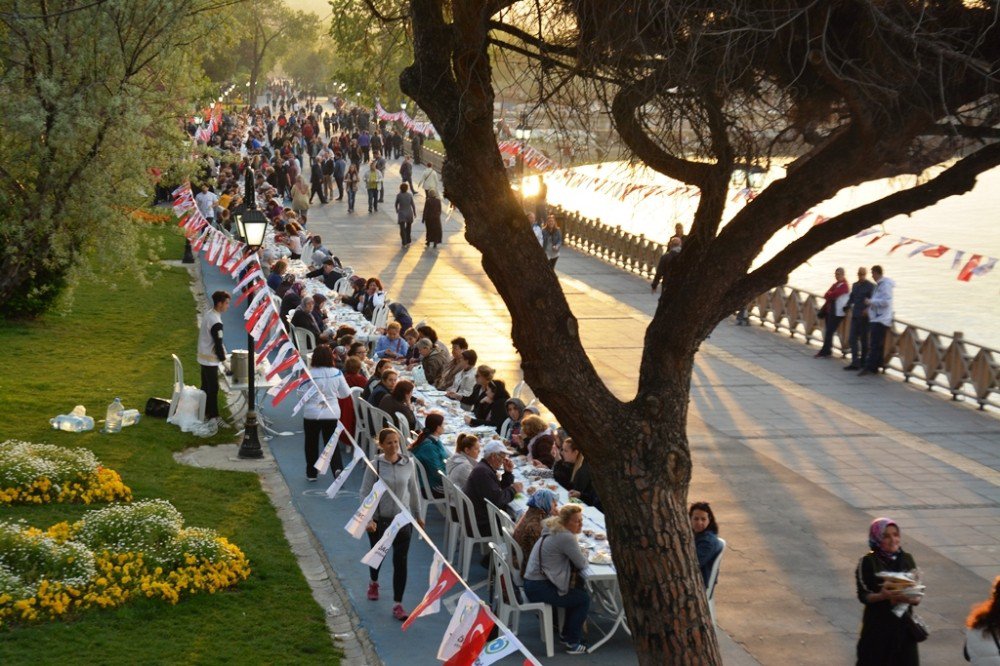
400, 13, 721, 653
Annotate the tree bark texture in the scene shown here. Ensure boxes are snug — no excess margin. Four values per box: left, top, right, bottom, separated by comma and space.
400, 1, 1000, 662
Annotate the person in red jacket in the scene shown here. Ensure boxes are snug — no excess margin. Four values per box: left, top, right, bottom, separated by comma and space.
815, 267, 850, 358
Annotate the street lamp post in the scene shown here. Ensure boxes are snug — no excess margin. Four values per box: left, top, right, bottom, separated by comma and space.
233, 195, 269, 460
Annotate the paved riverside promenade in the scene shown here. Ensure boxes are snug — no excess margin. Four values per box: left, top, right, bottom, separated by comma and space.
201, 157, 999, 664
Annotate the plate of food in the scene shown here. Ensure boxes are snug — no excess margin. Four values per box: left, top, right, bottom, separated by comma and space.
588, 551, 613, 565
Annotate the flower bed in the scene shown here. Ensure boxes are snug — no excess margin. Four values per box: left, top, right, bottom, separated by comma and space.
0, 440, 131, 505
0, 500, 250, 626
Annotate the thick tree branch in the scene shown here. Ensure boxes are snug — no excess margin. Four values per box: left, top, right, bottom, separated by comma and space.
922, 123, 1000, 139
725, 140, 1000, 314
611, 79, 712, 188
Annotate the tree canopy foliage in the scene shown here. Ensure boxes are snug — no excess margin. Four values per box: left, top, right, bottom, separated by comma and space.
0, 0, 243, 317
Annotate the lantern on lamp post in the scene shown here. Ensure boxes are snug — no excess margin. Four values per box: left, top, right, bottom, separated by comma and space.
233, 203, 269, 460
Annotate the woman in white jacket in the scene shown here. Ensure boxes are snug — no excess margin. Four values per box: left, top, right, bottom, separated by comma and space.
965, 576, 1000, 665
300, 345, 352, 481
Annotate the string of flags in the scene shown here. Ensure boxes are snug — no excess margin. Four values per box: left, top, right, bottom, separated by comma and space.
852, 228, 997, 281
374, 101, 437, 138
192, 104, 224, 144
172, 111, 543, 664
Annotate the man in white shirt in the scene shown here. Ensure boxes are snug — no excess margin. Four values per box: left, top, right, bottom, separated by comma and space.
445, 350, 478, 408
417, 163, 440, 196
195, 185, 219, 225
859, 265, 895, 376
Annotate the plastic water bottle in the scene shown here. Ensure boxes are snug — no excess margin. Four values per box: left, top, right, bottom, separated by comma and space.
103, 398, 125, 433
120, 409, 141, 427
50, 415, 95, 432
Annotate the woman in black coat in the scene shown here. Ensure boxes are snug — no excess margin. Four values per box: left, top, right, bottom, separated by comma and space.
467, 379, 509, 430
855, 518, 921, 666
422, 189, 443, 248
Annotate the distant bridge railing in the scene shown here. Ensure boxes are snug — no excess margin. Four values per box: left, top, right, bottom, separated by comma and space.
554, 206, 666, 278
749, 286, 999, 410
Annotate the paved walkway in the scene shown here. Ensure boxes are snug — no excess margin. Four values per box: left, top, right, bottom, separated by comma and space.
201, 153, 999, 664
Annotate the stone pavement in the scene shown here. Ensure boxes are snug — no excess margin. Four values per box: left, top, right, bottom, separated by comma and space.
195, 152, 999, 664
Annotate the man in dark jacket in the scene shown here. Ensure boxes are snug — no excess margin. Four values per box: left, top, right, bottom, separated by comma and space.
463, 442, 523, 535
305, 258, 345, 290
651, 237, 682, 292
843, 266, 875, 370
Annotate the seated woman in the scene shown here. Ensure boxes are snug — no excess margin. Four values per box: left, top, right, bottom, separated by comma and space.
689, 502, 723, 588
378, 379, 417, 431
368, 368, 397, 407
503, 398, 526, 451
341, 275, 367, 309
521, 415, 556, 468
460, 365, 494, 412
374, 321, 409, 360
553, 437, 600, 508
362, 359, 393, 401
279, 282, 304, 324
409, 413, 448, 497
402, 328, 422, 368
267, 259, 288, 291
523, 504, 591, 654
467, 379, 509, 430
511, 489, 557, 576
343, 356, 369, 390
357, 277, 386, 321
290, 298, 324, 343
445, 433, 480, 489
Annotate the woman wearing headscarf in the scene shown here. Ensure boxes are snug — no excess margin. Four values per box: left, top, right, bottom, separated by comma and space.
503, 398, 526, 451
422, 188, 443, 248
511, 489, 558, 575
855, 517, 921, 666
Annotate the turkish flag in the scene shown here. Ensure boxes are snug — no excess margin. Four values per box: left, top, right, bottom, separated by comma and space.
958, 254, 983, 281
443, 606, 495, 666
402, 565, 459, 631
921, 245, 949, 258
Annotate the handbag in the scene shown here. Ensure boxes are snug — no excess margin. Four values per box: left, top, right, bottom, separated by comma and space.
904, 609, 929, 643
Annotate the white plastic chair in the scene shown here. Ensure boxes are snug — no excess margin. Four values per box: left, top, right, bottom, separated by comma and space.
706, 537, 726, 623
169, 354, 206, 421
439, 473, 462, 564
333, 277, 351, 295
292, 325, 317, 353
413, 456, 448, 521
512, 381, 537, 406
452, 480, 494, 580
394, 411, 412, 444
349, 387, 365, 444
500, 525, 525, 586
365, 404, 396, 459
370, 304, 389, 330
499, 417, 513, 441
484, 498, 515, 545
487, 543, 555, 658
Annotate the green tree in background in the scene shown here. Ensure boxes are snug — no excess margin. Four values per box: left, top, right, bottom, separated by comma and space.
0, 0, 238, 318
328, 0, 411, 107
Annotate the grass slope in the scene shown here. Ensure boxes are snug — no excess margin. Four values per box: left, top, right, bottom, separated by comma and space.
0, 225, 339, 664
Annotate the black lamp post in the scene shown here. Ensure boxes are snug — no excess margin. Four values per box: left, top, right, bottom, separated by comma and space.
233, 199, 269, 460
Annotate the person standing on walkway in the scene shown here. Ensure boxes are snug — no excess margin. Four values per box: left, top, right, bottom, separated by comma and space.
300, 345, 353, 481
309, 157, 327, 205
365, 161, 382, 213
291, 175, 310, 223
859, 265, 895, 376
844, 266, 875, 370
197, 290, 230, 423
815, 267, 850, 358
333, 152, 347, 201
345, 163, 359, 212
375, 151, 387, 203
964, 576, 1000, 664
399, 156, 414, 193
534, 174, 548, 222
855, 518, 921, 666
417, 163, 439, 196
652, 237, 682, 292
360, 428, 423, 621
542, 214, 563, 268
395, 183, 416, 247
422, 188, 443, 248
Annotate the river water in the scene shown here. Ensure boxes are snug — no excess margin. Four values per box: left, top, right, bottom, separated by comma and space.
539, 162, 1000, 350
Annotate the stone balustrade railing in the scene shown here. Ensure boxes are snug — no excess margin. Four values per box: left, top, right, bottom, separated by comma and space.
749, 286, 999, 410
404, 162, 999, 411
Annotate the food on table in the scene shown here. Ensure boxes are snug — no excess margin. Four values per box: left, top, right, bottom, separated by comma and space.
594, 532, 607, 541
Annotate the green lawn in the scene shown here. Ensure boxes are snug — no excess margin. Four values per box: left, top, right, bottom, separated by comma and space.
0, 225, 340, 664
